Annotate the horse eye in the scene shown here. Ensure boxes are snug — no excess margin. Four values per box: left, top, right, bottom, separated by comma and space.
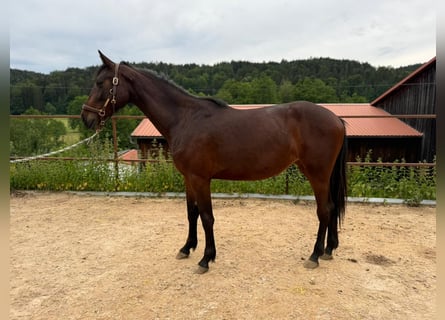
96, 81, 104, 88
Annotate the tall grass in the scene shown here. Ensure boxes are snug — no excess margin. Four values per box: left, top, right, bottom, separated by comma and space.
10, 141, 436, 203
348, 152, 436, 203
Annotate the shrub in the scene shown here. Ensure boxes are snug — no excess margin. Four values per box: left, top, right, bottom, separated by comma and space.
10, 142, 436, 201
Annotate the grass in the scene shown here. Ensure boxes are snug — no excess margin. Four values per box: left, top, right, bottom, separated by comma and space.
10, 140, 436, 204
57, 118, 81, 145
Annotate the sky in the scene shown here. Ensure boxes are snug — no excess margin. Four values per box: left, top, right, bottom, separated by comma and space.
10, 0, 436, 74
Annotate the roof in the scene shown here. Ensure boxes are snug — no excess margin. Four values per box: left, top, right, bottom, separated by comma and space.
320, 104, 422, 137
371, 56, 436, 105
131, 103, 422, 139
118, 149, 139, 161
131, 118, 162, 138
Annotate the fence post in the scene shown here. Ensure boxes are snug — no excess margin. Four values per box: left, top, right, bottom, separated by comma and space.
285, 168, 290, 194
112, 117, 119, 190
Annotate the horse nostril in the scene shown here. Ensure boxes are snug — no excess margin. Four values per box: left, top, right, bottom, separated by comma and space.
81, 112, 97, 130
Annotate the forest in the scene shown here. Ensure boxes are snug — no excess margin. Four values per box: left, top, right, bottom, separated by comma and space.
10, 57, 421, 115
10, 57, 422, 155
10, 57, 437, 202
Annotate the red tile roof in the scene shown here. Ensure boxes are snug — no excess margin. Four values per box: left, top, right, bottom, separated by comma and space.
131, 103, 422, 138
131, 118, 162, 138
321, 104, 422, 137
118, 149, 139, 162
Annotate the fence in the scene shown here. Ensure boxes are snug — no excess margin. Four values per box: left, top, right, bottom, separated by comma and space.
10, 113, 436, 167
10, 114, 436, 199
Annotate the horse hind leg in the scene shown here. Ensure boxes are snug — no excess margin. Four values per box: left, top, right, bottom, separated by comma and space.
320, 208, 339, 260
303, 201, 330, 269
320, 136, 346, 261
299, 165, 333, 269
303, 182, 340, 268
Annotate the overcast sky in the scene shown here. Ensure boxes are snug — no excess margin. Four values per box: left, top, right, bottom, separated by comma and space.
10, 0, 436, 74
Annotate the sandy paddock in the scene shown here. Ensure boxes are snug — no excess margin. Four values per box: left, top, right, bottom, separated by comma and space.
10, 192, 436, 319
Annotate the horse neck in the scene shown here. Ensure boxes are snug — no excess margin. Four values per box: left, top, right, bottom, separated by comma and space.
130, 71, 198, 142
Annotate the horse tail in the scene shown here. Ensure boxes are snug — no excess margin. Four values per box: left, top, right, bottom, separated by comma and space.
330, 129, 348, 225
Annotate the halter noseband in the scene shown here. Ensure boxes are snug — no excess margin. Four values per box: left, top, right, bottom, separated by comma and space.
82, 62, 120, 131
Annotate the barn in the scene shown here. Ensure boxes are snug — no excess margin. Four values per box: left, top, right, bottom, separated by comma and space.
371, 57, 436, 162
129, 103, 423, 163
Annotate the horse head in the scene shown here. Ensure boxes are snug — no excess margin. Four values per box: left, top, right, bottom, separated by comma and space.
81, 51, 132, 131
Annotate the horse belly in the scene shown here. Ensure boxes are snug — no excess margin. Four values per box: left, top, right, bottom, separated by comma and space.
172, 108, 298, 180
212, 152, 295, 181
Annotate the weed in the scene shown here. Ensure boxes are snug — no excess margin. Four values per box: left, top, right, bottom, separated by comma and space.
10, 144, 436, 200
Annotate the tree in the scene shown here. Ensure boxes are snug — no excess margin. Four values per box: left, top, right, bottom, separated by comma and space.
10, 107, 67, 156
216, 79, 253, 104
279, 80, 295, 103
11, 58, 422, 115
249, 75, 278, 104
340, 92, 368, 103
294, 77, 339, 103
44, 102, 57, 114
67, 95, 89, 130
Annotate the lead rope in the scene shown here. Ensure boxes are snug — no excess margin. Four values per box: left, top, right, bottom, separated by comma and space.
14, 63, 121, 164
10, 131, 100, 164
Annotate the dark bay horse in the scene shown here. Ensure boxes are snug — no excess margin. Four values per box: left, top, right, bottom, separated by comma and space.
81, 51, 347, 273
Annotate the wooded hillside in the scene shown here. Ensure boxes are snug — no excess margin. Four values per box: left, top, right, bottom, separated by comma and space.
10, 57, 421, 115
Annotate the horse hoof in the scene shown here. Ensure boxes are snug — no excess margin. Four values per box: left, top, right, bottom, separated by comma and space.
303, 260, 319, 269
176, 251, 189, 260
320, 253, 333, 260
195, 266, 209, 274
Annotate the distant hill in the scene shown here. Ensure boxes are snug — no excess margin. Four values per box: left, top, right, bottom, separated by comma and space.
10, 57, 421, 114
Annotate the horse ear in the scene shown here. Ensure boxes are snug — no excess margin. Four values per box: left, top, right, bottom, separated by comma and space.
98, 50, 115, 68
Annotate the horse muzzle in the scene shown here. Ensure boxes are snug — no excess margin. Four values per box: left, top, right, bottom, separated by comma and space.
81, 105, 100, 130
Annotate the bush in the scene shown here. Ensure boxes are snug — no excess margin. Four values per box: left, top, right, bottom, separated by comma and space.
348, 154, 436, 204
10, 142, 436, 202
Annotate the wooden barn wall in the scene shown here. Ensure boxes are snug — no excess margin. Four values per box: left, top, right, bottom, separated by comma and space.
373, 65, 436, 161
137, 138, 169, 159
347, 137, 422, 163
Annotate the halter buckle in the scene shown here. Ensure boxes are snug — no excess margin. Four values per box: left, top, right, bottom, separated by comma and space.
113, 77, 119, 85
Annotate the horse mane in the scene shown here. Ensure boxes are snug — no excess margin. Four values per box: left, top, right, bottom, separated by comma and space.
120, 62, 228, 108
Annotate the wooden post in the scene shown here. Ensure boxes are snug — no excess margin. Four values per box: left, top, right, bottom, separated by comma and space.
112, 117, 119, 190
285, 168, 289, 194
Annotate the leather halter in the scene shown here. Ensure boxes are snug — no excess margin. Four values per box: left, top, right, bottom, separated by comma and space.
82, 62, 120, 131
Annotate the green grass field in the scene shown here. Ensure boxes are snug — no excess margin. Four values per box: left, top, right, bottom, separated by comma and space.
58, 118, 81, 145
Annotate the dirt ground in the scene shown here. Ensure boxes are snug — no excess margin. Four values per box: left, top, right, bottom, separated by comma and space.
10, 192, 436, 319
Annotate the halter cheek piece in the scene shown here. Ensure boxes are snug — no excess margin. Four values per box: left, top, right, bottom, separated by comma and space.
82, 62, 120, 131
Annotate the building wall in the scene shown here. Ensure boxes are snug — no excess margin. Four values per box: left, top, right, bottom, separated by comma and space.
344, 137, 422, 163
137, 138, 169, 160
373, 64, 436, 161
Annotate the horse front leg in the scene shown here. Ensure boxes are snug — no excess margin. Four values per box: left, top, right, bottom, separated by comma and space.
179, 176, 216, 274
176, 191, 199, 259
197, 206, 216, 274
